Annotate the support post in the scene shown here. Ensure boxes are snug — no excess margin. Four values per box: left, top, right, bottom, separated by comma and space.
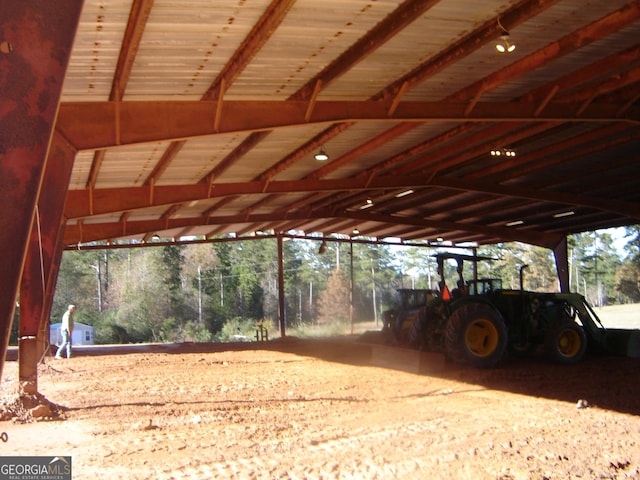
553, 237, 570, 293
277, 235, 286, 337
350, 240, 354, 335
19, 135, 77, 393
0, 1, 83, 380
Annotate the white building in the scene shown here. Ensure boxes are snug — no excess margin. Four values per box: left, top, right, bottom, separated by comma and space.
50, 322, 95, 346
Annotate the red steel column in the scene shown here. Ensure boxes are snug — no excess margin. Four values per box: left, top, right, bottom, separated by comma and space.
553, 237, 570, 293
277, 235, 286, 337
19, 134, 77, 393
0, 1, 83, 381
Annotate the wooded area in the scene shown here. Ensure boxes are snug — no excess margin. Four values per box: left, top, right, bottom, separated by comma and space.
13, 226, 640, 345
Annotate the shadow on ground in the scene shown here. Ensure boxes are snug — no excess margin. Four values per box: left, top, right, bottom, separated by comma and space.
7, 335, 640, 416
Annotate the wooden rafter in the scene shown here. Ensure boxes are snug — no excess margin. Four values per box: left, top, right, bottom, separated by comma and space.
64, 167, 640, 224
48, 0, 640, 251
448, 1, 640, 103
273, 4, 640, 222
56, 99, 638, 151
142, 0, 297, 189
289, 0, 443, 101
372, 0, 564, 102
238, 2, 640, 226
198, 0, 447, 199
85, 0, 153, 189
62, 207, 566, 249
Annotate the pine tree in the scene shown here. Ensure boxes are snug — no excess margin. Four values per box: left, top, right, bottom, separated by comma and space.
317, 268, 350, 325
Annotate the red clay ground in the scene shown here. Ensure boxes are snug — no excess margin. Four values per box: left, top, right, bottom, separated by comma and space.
1, 337, 640, 479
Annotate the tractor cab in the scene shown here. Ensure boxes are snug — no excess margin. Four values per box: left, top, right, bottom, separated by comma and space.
382, 288, 438, 332
433, 252, 498, 301
394, 288, 437, 310
467, 278, 502, 295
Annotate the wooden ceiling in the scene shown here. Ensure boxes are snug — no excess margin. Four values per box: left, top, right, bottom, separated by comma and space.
56, 0, 640, 249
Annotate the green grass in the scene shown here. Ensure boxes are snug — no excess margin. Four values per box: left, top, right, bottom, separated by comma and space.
593, 303, 640, 329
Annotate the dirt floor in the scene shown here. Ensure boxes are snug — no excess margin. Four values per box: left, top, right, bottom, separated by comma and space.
1, 337, 640, 480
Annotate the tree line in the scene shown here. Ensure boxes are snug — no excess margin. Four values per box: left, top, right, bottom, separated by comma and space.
12, 226, 640, 345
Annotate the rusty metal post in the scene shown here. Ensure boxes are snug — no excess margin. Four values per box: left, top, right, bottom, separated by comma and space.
0, 1, 83, 381
277, 235, 286, 337
19, 135, 77, 393
553, 237, 570, 293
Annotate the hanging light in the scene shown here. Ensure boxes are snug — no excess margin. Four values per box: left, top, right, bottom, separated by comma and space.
359, 199, 374, 210
491, 147, 516, 157
496, 33, 515, 53
495, 19, 515, 53
314, 148, 329, 161
352, 228, 360, 235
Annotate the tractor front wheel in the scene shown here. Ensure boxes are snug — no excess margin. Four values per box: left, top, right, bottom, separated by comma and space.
445, 303, 508, 368
545, 318, 587, 364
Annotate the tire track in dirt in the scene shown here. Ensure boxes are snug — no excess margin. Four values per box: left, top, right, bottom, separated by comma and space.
142, 419, 443, 479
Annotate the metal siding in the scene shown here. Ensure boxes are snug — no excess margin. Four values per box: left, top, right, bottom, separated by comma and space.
62, 0, 134, 100
228, 0, 403, 99
126, 0, 271, 99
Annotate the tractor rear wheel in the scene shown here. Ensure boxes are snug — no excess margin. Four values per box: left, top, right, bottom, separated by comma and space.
445, 303, 507, 368
545, 318, 587, 364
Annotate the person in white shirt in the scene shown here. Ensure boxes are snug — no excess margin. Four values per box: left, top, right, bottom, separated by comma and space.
55, 304, 76, 359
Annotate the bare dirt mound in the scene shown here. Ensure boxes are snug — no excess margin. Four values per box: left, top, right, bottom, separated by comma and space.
1, 339, 639, 479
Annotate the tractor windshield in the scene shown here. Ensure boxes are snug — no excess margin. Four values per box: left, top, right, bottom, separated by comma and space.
468, 278, 502, 295
395, 289, 437, 309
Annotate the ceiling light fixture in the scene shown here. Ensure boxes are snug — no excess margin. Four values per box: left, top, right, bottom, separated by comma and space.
359, 199, 374, 210
506, 220, 524, 227
490, 147, 516, 157
495, 19, 515, 53
352, 228, 360, 235
496, 34, 516, 53
553, 211, 575, 218
395, 189, 414, 198
314, 148, 329, 161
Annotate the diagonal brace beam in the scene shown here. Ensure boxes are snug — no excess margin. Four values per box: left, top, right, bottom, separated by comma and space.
56, 100, 640, 151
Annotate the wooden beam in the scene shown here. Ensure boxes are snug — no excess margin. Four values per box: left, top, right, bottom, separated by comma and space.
55, 99, 638, 151
86, 0, 153, 189
430, 176, 640, 221
142, 0, 295, 189
290, 0, 442, 102
144, 141, 185, 186
63, 170, 640, 235
306, 14, 640, 219
65, 174, 447, 218
111, 0, 154, 101
62, 208, 565, 250
201, 0, 296, 101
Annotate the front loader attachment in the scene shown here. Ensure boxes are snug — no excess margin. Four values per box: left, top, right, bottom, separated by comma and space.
599, 328, 640, 358
567, 295, 640, 359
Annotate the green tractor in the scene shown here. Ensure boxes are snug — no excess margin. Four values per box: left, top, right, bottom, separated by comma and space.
383, 253, 640, 368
